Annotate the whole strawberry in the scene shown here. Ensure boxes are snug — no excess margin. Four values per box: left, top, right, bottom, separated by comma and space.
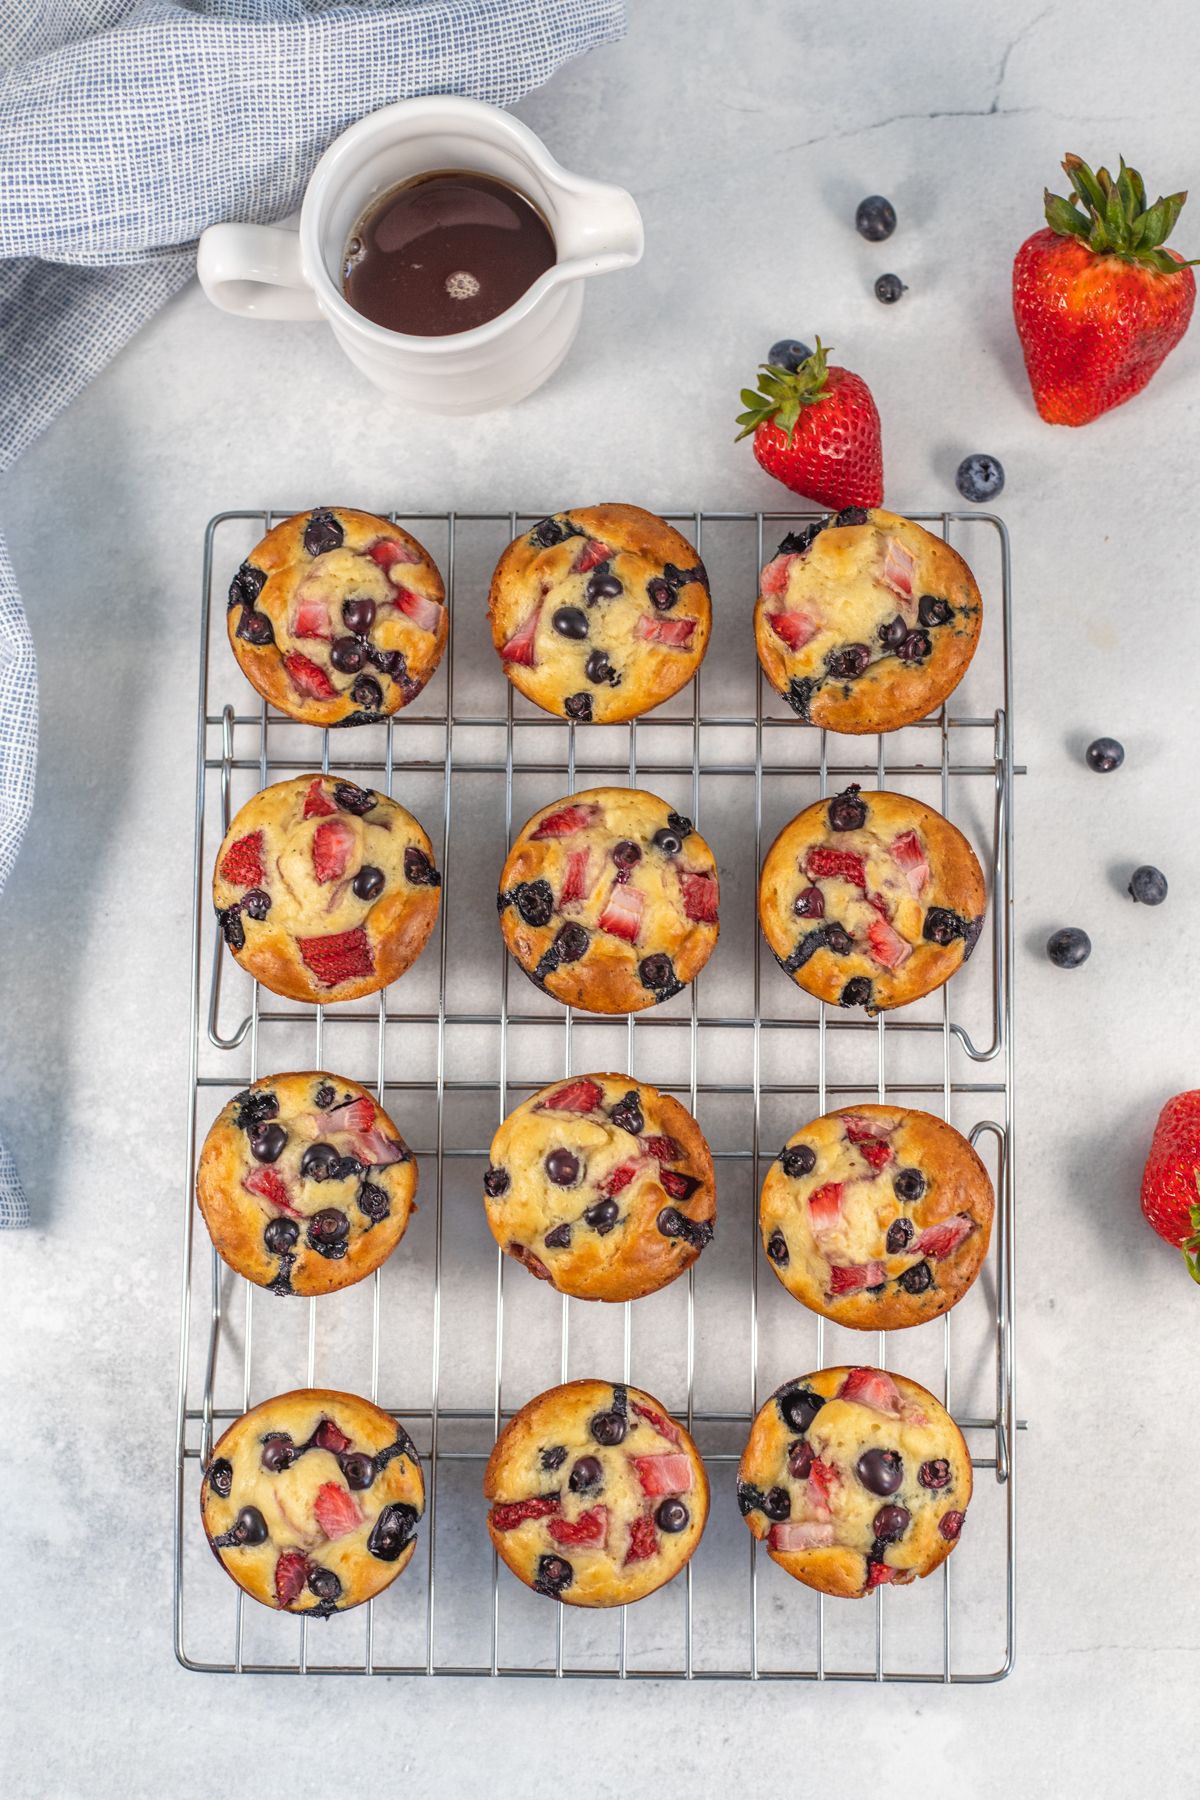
1013, 153, 1197, 425
1140, 1090, 1200, 1284
735, 338, 883, 509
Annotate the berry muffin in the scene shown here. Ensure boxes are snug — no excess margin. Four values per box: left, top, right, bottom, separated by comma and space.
758, 785, 986, 1013
498, 788, 719, 1013
200, 1388, 425, 1615
754, 507, 982, 733
213, 773, 441, 1003
489, 505, 711, 723
760, 1105, 993, 1328
227, 507, 447, 727
196, 1074, 418, 1297
484, 1074, 715, 1302
485, 1379, 708, 1607
737, 1367, 971, 1598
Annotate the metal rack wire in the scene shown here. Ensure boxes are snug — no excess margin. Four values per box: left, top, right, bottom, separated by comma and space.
174, 506, 1019, 1681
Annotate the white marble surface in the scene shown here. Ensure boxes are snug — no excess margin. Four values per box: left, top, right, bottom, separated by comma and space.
3, 1, 1197, 1792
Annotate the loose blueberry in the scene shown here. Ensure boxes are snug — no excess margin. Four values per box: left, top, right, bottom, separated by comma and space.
826, 642, 872, 680
656, 1498, 689, 1533
368, 1502, 419, 1561
897, 629, 931, 663
543, 1222, 572, 1249
334, 781, 375, 816
955, 454, 1005, 503
828, 786, 867, 832
304, 511, 344, 556
893, 1167, 926, 1203
609, 1091, 644, 1135
767, 1229, 790, 1265
564, 692, 593, 722
208, 1458, 233, 1498
840, 977, 873, 1008
249, 1121, 287, 1163
585, 649, 614, 684
1046, 927, 1091, 968
886, 1216, 915, 1253
541, 1445, 568, 1471
612, 839, 642, 870
356, 1180, 389, 1222
307, 1566, 342, 1604
264, 1216, 299, 1255
404, 846, 441, 887
261, 1433, 296, 1473
341, 1453, 376, 1490
856, 1448, 903, 1496
586, 573, 623, 603
552, 605, 589, 639
1129, 865, 1167, 906
342, 596, 377, 635
1085, 736, 1124, 773
919, 1459, 952, 1490
514, 878, 554, 928
873, 1503, 911, 1542
300, 1142, 341, 1182
590, 1411, 626, 1447
898, 1260, 933, 1294
569, 1455, 603, 1493
918, 593, 954, 627
330, 636, 366, 674
878, 615, 908, 650
584, 1196, 620, 1234
353, 864, 385, 901
855, 195, 897, 241
351, 675, 383, 711
545, 1149, 580, 1187
780, 1143, 817, 1178
767, 337, 814, 371
483, 1164, 510, 1198
874, 272, 907, 304
793, 886, 825, 919
236, 608, 275, 646
307, 1208, 350, 1257
533, 1554, 574, 1597
777, 1384, 825, 1435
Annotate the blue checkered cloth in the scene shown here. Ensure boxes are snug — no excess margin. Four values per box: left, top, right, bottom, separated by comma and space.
0, 0, 625, 1227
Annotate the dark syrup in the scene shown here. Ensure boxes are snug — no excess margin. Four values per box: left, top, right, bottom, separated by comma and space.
342, 171, 556, 336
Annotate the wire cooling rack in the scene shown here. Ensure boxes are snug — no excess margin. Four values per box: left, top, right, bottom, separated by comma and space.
175, 506, 1020, 1681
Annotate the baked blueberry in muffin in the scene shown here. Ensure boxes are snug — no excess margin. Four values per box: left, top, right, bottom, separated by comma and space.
213, 773, 441, 1003
227, 508, 447, 727
760, 1105, 994, 1328
489, 504, 711, 723
737, 1367, 971, 1598
484, 1074, 715, 1301
485, 1379, 709, 1607
498, 787, 719, 1014
754, 508, 982, 733
200, 1388, 425, 1614
196, 1073, 418, 1297
758, 785, 986, 1012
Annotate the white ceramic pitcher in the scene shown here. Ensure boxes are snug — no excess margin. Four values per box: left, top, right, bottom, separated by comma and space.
196, 96, 643, 414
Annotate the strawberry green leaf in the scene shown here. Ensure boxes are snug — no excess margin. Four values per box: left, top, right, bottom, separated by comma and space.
1045, 193, 1090, 240
1045, 153, 1198, 267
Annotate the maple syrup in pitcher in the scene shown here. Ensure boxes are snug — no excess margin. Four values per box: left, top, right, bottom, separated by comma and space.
342, 171, 556, 336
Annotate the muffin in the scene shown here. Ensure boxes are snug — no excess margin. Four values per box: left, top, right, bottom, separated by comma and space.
200, 1388, 425, 1615
498, 788, 719, 1013
227, 507, 447, 727
485, 1379, 708, 1607
213, 773, 441, 1003
196, 1073, 418, 1297
488, 505, 711, 723
760, 1105, 994, 1328
484, 1074, 715, 1302
754, 507, 982, 733
737, 1367, 971, 1598
758, 785, 986, 1013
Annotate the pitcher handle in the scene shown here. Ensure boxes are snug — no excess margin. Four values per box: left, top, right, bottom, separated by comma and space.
197, 223, 323, 321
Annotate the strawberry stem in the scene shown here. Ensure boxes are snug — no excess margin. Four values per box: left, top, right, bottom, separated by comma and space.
735, 337, 831, 443
1044, 152, 1200, 272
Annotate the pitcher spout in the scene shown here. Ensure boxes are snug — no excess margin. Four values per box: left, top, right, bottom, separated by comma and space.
549, 174, 644, 278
